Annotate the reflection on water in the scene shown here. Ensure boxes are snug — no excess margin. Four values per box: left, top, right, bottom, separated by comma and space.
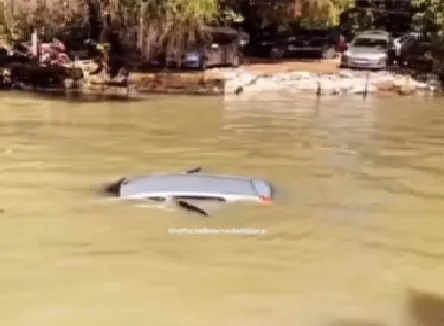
1, 91, 444, 325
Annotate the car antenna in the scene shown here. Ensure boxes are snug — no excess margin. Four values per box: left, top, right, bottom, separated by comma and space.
184, 167, 202, 174
176, 199, 209, 217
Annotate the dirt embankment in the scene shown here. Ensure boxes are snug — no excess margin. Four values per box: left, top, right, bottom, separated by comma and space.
131, 58, 341, 94
226, 57, 340, 75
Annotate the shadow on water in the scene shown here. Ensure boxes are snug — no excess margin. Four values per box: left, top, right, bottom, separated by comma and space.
1, 89, 144, 103
36, 90, 143, 103
324, 289, 444, 326
407, 289, 444, 326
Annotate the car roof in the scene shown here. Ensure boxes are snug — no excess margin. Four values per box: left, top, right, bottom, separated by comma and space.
356, 30, 389, 39
360, 30, 389, 35
353, 35, 389, 43
120, 173, 272, 199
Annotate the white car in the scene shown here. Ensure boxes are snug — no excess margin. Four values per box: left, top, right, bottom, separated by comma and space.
103, 167, 274, 216
341, 31, 392, 70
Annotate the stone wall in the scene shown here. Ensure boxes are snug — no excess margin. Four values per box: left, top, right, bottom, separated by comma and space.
73, 60, 443, 98
132, 71, 225, 95
223, 68, 442, 97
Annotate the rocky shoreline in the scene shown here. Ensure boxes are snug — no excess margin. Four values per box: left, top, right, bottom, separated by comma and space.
3, 58, 442, 99
222, 68, 442, 97
130, 67, 442, 98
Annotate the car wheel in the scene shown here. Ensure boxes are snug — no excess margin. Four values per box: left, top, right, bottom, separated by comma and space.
322, 47, 336, 60
270, 46, 284, 59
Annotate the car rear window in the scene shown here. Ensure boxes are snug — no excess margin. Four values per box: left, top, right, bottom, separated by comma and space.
212, 32, 236, 45
410, 41, 433, 53
418, 42, 433, 48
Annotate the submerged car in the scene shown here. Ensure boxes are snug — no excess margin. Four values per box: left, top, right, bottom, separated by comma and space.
103, 167, 274, 216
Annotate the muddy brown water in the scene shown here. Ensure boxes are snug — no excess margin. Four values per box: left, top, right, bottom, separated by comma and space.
1, 91, 444, 326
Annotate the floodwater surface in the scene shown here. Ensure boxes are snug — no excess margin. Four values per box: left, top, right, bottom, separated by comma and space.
1, 92, 444, 326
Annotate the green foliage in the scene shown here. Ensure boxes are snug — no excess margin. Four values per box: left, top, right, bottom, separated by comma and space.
1, 0, 443, 55
228, 0, 354, 30
412, 0, 444, 35
0, 1, 27, 48
132, 0, 221, 59
0, 0, 87, 46
297, 0, 355, 28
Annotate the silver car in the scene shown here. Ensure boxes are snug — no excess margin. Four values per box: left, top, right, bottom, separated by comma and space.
103, 167, 274, 216
341, 31, 392, 69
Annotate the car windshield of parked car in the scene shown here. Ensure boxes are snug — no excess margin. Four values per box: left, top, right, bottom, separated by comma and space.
306, 30, 329, 38
353, 37, 387, 49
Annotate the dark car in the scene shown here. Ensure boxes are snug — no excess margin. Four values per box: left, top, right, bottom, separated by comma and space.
247, 29, 288, 57
0, 43, 34, 67
160, 26, 247, 70
268, 28, 346, 60
400, 38, 437, 72
0, 48, 7, 67
66, 38, 102, 60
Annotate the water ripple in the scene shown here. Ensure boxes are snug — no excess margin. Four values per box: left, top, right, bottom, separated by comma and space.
1, 95, 444, 325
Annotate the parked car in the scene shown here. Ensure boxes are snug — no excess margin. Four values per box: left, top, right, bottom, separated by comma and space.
269, 28, 346, 59
159, 26, 247, 69
0, 43, 34, 67
400, 38, 437, 72
248, 29, 287, 57
393, 32, 420, 62
66, 38, 102, 60
340, 30, 395, 70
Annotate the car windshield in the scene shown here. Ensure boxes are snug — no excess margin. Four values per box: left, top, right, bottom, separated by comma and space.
305, 30, 328, 38
353, 37, 387, 49
292, 30, 328, 39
